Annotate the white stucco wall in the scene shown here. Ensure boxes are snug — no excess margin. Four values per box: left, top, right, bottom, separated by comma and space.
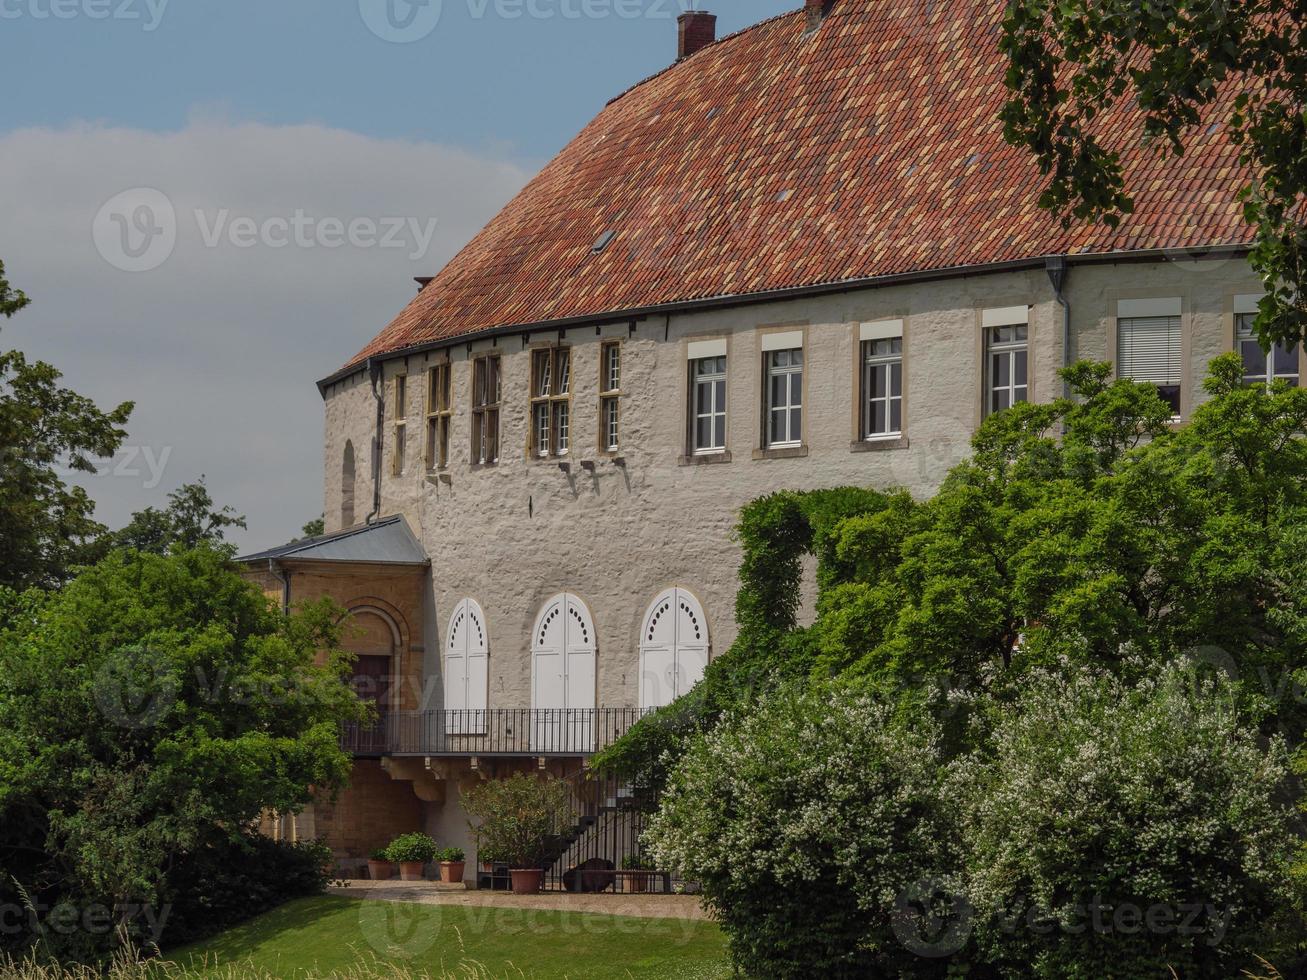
317, 256, 1261, 714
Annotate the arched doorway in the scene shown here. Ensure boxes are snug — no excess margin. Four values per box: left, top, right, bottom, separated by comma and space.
343, 606, 400, 754
531, 593, 596, 751
445, 598, 488, 734
639, 587, 709, 710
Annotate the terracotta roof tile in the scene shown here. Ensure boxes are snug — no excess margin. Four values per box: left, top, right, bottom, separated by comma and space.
346, 0, 1251, 369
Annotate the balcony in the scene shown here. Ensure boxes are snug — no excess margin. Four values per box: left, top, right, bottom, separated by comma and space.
340, 708, 651, 758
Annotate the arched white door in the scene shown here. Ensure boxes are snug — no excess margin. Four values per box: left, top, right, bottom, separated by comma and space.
639, 588, 710, 710
445, 598, 488, 734
531, 593, 596, 751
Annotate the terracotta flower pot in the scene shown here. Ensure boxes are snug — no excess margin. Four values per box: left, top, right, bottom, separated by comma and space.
399, 861, 426, 881
367, 859, 394, 881
510, 868, 543, 894
440, 861, 466, 884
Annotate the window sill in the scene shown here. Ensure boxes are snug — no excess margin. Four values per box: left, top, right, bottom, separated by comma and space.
850, 436, 910, 452
752, 445, 809, 460
468, 461, 498, 471
679, 451, 732, 466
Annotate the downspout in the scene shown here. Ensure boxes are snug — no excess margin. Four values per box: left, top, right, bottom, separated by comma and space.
267, 559, 291, 614
1045, 256, 1071, 399
366, 356, 384, 525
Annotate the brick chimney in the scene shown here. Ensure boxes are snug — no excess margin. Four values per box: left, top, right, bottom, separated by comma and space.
806, 0, 829, 31
677, 10, 716, 60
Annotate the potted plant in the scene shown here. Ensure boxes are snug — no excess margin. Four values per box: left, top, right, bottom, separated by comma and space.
385, 832, 439, 881
367, 847, 394, 881
621, 854, 655, 893
463, 773, 574, 895
438, 846, 466, 884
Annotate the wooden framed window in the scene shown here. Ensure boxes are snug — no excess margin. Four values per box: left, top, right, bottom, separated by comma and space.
691, 355, 727, 454
764, 348, 803, 448
391, 374, 408, 476
1237, 313, 1300, 389
425, 362, 452, 469
599, 342, 621, 452
1118, 316, 1181, 417
984, 325, 1028, 415
529, 347, 571, 457
470, 354, 500, 465
862, 337, 903, 438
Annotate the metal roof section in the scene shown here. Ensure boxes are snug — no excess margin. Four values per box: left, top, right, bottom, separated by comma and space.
238, 515, 429, 566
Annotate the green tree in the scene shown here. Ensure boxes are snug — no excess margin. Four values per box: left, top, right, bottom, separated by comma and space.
1000, 0, 1307, 348
103, 477, 246, 556
299, 516, 325, 539
0, 260, 133, 590
0, 547, 367, 959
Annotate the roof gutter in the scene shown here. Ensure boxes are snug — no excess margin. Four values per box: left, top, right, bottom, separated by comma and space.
316, 244, 1250, 394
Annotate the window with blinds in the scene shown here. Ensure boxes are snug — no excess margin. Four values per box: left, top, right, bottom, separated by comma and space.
1118, 315, 1181, 416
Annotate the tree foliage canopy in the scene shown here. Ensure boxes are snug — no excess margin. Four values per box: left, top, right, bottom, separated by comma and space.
0, 547, 367, 959
0, 261, 133, 590
1000, 0, 1307, 348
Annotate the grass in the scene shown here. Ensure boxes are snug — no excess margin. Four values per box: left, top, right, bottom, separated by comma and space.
162, 895, 731, 979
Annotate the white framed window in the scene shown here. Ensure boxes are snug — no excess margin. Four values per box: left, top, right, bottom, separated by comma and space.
1237, 313, 1299, 389
391, 374, 408, 475
470, 354, 500, 465
985, 325, 1028, 414
530, 347, 571, 457
599, 341, 621, 452
765, 348, 803, 447
425, 362, 452, 470
691, 355, 727, 454
1117, 300, 1182, 417
862, 337, 903, 438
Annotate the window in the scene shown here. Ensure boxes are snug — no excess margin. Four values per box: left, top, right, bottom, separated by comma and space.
341, 440, 355, 527
470, 355, 500, 465
1237, 313, 1299, 389
425, 362, 452, 469
529, 347, 572, 457
599, 342, 621, 452
765, 348, 803, 447
691, 355, 727, 453
391, 375, 408, 475
985, 325, 1028, 414
1118, 312, 1181, 416
862, 337, 903, 438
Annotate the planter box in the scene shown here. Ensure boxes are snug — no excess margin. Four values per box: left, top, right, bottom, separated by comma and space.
510, 868, 543, 894
399, 861, 426, 881
439, 861, 466, 884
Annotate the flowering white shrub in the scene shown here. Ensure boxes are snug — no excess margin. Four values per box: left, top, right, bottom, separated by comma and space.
957, 665, 1300, 978
644, 686, 961, 978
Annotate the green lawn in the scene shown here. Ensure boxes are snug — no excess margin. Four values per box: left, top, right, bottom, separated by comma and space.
166, 896, 731, 979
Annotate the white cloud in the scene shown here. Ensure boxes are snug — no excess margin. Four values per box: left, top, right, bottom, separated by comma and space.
0, 119, 531, 552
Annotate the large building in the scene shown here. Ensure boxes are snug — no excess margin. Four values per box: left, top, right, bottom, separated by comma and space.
242, 0, 1291, 878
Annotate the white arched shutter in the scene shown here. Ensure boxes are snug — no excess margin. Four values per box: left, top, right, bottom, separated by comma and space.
446, 599, 488, 735
531, 594, 596, 751
640, 588, 710, 710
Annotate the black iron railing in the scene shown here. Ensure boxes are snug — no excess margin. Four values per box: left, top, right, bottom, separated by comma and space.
340, 707, 650, 757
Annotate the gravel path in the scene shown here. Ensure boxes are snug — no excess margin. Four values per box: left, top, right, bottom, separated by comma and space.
332, 880, 710, 921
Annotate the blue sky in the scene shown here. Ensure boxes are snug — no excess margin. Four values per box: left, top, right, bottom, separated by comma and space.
0, 1, 796, 551
3, 0, 793, 161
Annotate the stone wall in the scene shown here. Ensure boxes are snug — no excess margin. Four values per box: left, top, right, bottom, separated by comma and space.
317, 256, 1262, 719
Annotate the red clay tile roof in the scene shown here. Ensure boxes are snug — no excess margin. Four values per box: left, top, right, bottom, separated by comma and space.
345, 0, 1251, 370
